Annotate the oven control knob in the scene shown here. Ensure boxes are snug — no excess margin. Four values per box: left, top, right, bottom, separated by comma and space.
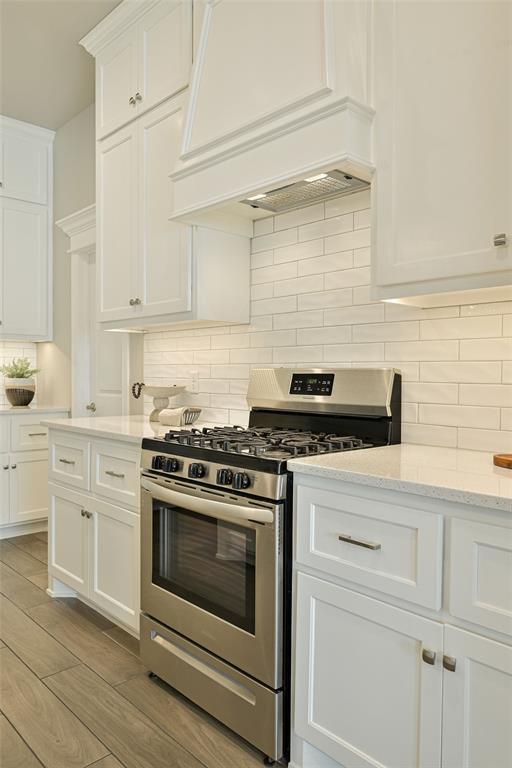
233, 472, 251, 490
152, 455, 166, 470
188, 462, 206, 479
216, 468, 233, 485
163, 458, 181, 473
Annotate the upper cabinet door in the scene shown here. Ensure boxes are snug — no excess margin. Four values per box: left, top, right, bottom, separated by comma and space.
373, 0, 512, 298
97, 124, 138, 322
96, 28, 138, 139
0, 132, 49, 204
0, 198, 49, 340
137, 97, 191, 317
442, 626, 512, 768
137, 0, 192, 115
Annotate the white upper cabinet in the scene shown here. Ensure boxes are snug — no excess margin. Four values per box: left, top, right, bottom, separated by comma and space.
0, 117, 53, 341
84, 0, 192, 140
372, 0, 512, 303
97, 123, 138, 323
96, 28, 138, 140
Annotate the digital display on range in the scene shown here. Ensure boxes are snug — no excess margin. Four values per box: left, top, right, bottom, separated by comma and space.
290, 373, 335, 396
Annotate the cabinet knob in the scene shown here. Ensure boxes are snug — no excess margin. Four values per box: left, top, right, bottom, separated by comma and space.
421, 648, 436, 665
3, 465, 8, 470
443, 655, 457, 672
0, 181, 3, 187
129, 298, 136, 306
135, 91, 142, 102
493, 233, 507, 247
134, 297, 141, 305
86, 401, 96, 413
129, 95, 136, 106
11, 464, 16, 470
81, 509, 86, 517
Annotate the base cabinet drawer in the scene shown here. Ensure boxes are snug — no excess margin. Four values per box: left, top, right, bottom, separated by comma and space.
449, 518, 512, 638
92, 441, 139, 508
11, 412, 68, 452
296, 484, 443, 609
295, 573, 443, 768
49, 433, 90, 491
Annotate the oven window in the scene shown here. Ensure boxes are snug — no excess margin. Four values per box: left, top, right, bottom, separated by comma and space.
152, 501, 256, 634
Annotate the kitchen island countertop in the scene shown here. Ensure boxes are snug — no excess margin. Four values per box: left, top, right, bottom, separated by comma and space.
289, 443, 512, 512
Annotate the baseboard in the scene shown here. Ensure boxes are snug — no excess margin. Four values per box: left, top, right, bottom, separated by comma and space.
0, 519, 48, 540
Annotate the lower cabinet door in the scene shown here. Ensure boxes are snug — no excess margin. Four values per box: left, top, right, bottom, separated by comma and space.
295, 573, 443, 768
89, 496, 140, 631
9, 451, 48, 523
442, 626, 512, 768
0, 455, 9, 525
48, 483, 89, 596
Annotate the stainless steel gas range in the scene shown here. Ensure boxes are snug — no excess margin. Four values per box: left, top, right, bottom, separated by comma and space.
139, 368, 401, 764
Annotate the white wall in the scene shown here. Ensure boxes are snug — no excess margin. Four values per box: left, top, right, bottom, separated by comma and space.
143, 192, 512, 451
37, 103, 95, 406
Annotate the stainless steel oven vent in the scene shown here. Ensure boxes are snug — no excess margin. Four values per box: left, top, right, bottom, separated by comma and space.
240, 170, 370, 214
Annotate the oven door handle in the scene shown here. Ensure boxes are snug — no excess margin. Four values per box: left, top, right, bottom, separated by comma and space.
141, 477, 274, 524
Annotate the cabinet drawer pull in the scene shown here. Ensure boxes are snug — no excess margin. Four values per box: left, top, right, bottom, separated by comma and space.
422, 648, 436, 666
443, 655, 456, 672
338, 533, 381, 551
493, 233, 507, 247
59, 458, 76, 465
105, 470, 125, 479
28, 432, 46, 437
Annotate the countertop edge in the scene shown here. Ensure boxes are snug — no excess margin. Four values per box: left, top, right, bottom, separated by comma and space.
289, 460, 512, 513
42, 419, 145, 445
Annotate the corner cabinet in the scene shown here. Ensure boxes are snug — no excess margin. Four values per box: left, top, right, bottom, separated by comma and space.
0, 116, 54, 340
85, 0, 250, 331
372, 0, 512, 304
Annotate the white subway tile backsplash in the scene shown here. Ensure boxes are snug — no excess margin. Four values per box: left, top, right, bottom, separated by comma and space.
143, 195, 510, 450
459, 384, 512, 407
419, 404, 500, 430
420, 361, 502, 383
353, 321, 419, 343
298, 213, 353, 242
298, 250, 353, 276
460, 338, 512, 360
324, 189, 371, 217
420, 315, 501, 340
298, 288, 352, 311
274, 202, 324, 232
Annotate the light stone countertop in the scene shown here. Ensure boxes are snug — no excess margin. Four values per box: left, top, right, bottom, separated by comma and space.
42, 414, 221, 445
0, 405, 70, 415
288, 443, 512, 512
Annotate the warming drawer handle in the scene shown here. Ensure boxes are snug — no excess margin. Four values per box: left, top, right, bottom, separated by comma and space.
141, 477, 274, 525
338, 533, 381, 551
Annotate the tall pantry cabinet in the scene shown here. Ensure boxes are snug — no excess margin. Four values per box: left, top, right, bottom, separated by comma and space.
81, 0, 250, 332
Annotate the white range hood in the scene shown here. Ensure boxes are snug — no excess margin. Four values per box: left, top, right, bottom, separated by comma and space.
171, 0, 374, 236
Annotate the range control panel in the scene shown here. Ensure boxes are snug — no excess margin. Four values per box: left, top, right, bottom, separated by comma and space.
290, 373, 335, 396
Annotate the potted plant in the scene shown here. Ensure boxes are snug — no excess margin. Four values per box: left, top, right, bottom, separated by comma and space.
0, 357, 41, 407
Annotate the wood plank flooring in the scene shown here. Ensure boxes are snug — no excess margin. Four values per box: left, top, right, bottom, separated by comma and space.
0, 532, 265, 768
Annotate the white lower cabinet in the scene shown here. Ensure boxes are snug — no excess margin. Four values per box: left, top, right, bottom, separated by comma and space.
48, 431, 141, 633
9, 451, 49, 524
0, 456, 9, 525
442, 626, 512, 768
293, 476, 512, 768
295, 573, 443, 768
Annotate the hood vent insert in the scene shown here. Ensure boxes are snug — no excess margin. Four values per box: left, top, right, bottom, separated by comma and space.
240, 170, 370, 214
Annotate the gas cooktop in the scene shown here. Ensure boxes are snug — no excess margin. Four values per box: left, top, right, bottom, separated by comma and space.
161, 425, 372, 459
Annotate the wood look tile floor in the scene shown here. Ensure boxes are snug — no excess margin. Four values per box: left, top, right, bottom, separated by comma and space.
0, 532, 264, 768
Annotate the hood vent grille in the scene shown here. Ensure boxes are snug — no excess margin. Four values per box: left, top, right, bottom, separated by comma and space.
240, 170, 370, 214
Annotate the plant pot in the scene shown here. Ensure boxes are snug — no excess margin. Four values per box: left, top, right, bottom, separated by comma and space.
4, 377, 36, 407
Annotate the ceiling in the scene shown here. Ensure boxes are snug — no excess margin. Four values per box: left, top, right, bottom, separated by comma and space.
0, 0, 121, 130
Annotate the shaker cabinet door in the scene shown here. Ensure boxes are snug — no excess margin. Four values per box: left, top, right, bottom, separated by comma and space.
48, 484, 89, 597
96, 28, 138, 139
0, 455, 9, 525
442, 626, 512, 768
373, 0, 512, 297
0, 198, 49, 340
89, 497, 140, 631
9, 451, 48, 524
137, 97, 191, 318
0, 131, 49, 204
97, 124, 139, 323
137, 0, 192, 114
295, 573, 443, 768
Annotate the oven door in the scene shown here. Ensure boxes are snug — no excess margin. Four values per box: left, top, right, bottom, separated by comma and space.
140, 474, 282, 689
